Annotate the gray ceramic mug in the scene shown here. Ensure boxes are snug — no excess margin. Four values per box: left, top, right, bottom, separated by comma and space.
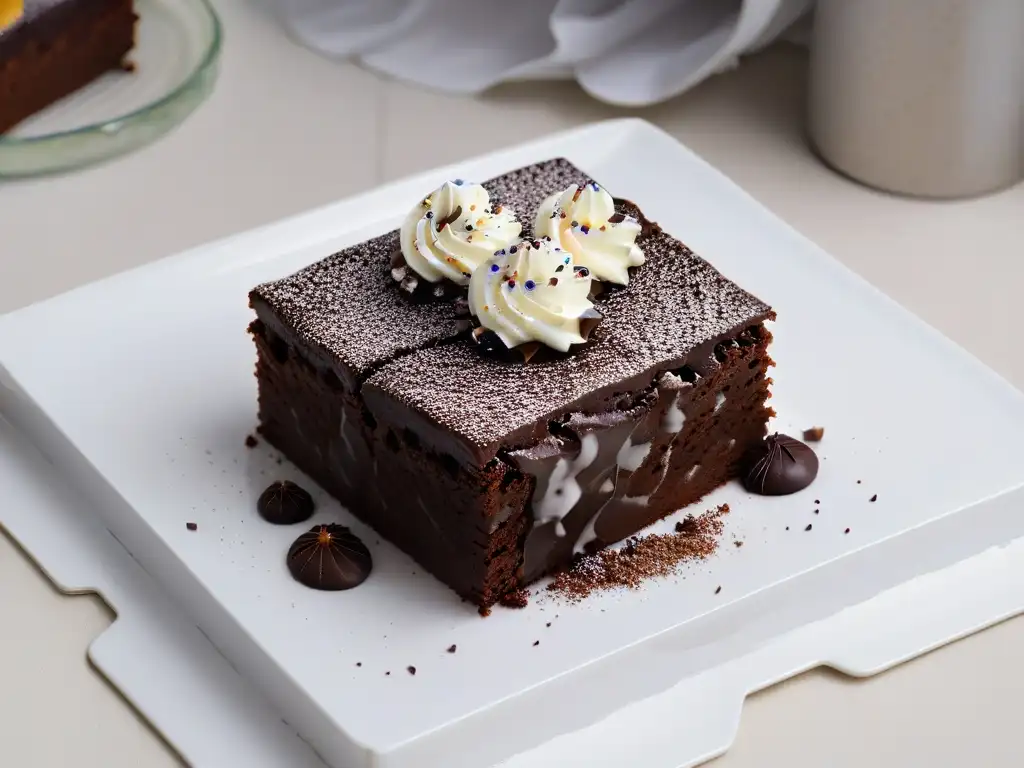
808, 0, 1024, 198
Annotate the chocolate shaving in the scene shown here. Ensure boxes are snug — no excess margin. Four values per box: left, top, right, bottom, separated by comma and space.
579, 307, 603, 341
802, 426, 825, 442
437, 205, 463, 231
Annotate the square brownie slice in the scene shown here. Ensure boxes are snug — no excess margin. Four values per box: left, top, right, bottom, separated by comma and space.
0, 0, 137, 133
250, 159, 774, 608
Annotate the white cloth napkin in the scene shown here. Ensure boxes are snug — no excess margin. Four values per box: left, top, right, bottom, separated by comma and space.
277, 0, 814, 106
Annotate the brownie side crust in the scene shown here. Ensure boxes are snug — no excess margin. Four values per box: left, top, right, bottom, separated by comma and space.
0, 0, 136, 133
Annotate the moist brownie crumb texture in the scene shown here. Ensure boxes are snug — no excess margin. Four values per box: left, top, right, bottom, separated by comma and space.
250, 158, 775, 608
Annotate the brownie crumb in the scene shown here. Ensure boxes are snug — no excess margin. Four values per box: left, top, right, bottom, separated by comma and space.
407, 666, 416, 676
804, 524, 813, 531
499, 588, 530, 609
546, 622, 552, 628
869, 494, 878, 502
857, 480, 862, 484
715, 586, 722, 594
802, 426, 824, 442
385, 671, 391, 676
548, 505, 727, 602
245, 434, 258, 448
186, 522, 198, 531
733, 540, 744, 548
814, 508, 819, 515
356, 662, 362, 667
844, 528, 851, 534
478, 606, 492, 618
814, 499, 820, 504
446, 644, 457, 654
532, 640, 540, 647
120, 59, 137, 73
785, 526, 790, 531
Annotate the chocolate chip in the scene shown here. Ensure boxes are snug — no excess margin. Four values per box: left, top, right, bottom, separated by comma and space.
742, 434, 819, 496
286, 524, 372, 590
258, 480, 314, 525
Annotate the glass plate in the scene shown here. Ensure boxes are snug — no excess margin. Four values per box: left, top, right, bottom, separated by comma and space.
0, 0, 221, 177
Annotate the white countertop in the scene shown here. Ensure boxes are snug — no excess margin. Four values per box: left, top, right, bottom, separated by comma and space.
2, 1, 1023, 765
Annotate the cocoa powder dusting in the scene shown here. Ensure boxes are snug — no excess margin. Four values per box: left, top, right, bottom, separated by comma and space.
548, 504, 729, 602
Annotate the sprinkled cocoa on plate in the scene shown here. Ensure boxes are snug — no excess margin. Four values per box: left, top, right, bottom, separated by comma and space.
547, 504, 728, 602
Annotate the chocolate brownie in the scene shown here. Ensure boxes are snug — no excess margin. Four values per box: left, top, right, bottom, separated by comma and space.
250, 159, 775, 608
0, 0, 136, 134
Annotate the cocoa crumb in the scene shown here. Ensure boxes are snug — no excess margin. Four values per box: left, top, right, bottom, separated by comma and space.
478, 606, 492, 617
499, 588, 530, 609
844, 528, 850, 534
805, 524, 813, 531
869, 494, 878, 502
715, 586, 722, 594
733, 541, 744, 548
356, 662, 362, 667
532, 640, 540, 647
245, 434, 258, 448
186, 522, 198, 531
548, 505, 727, 602
803, 426, 824, 442
546, 622, 551, 627
407, 666, 416, 676
120, 59, 137, 73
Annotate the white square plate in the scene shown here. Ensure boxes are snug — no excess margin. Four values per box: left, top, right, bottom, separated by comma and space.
2, 119, 1024, 768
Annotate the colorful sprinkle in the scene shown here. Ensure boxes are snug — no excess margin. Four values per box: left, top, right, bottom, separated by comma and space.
425, 211, 433, 219
560, 212, 566, 219
454, 179, 464, 185
495, 249, 506, 256
600, 225, 606, 231
508, 280, 516, 289
470, 204, 476, 211
423, 198, 432, 207
532, 240, 541, 249
580, 225, 590, 234
510, 245, 518, 253
563, 257, 570, 264
574, 265, 590, 278
548, 277, 558, 286
524, 280, 536, 291
571, 220, 579, 228
555, 264, 564, 272
490, 263, 500, 273
590, 182, 599, 191
466, 224, 473, 231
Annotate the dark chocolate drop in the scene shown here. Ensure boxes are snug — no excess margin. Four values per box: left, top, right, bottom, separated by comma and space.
286, 524, 372, 590
257, 480, 315, 525
742, 434, 818, 495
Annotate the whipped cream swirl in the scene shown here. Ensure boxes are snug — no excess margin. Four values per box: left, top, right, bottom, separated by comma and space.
398, 180, 521, 286
535, 182, 644, 285
469, 239, 601, 353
